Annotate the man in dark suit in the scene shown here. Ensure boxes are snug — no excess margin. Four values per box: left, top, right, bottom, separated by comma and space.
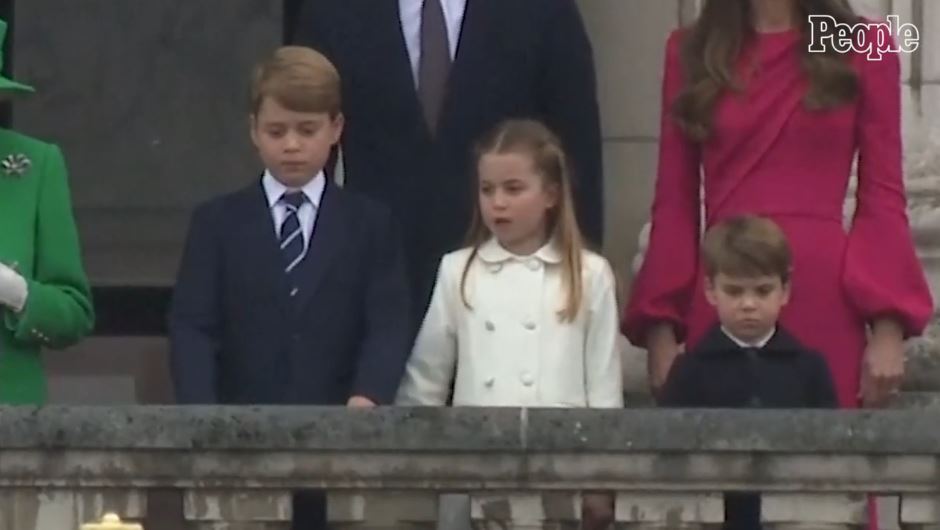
169, 46, 412, 530
290, 0, 604, 327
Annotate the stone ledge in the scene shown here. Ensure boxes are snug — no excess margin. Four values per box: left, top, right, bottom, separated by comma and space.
2, 406, 940, 454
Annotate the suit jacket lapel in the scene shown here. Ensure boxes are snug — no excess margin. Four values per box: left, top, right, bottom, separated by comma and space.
383, 0, 494, 141
239, 181, 293, 317
371, 0, 425, 130
438, 0, 493, 136
293, 180, 345, 311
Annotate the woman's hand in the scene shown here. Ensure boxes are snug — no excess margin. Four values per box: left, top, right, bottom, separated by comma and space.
860, 318, 905, 407
647, 323, 680, 398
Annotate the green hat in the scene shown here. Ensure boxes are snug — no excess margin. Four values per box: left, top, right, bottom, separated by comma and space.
0, 20, 34, 94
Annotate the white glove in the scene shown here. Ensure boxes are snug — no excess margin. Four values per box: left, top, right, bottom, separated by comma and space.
0, 262, 28, 313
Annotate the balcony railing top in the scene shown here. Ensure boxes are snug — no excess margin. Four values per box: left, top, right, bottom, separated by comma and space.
0, 405, 936, 453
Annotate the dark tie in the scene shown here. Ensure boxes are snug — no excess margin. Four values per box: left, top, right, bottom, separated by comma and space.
279, 191, 307, 296
418, 0, 451, 135
743, 347, 762, 407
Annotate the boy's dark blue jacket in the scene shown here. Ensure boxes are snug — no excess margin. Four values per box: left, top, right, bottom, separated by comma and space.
660, 324, 838, 530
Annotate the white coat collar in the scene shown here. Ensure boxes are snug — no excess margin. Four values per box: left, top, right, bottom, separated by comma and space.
476, 237, 562, 265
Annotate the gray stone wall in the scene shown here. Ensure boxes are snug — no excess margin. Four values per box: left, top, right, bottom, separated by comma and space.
11, 0, 281, 287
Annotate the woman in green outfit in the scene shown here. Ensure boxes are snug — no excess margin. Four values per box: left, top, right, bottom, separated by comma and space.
0, 19, 94, 404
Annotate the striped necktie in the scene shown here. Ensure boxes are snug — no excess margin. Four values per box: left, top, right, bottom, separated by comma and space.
279, 191, 307, 296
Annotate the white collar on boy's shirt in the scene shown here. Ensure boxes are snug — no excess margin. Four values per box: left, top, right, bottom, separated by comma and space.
722, 326, 776, 349
476, 237, 562, 265
261, 169, 326, 210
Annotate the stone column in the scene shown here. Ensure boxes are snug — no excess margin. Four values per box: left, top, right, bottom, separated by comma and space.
182, 490, 291, 530
614, 492, 724, 530
761, 493, 869, 530
900, 494, 940, 530
0, 488, 146, 530
329, 492, 438, 530
898, 124, 940, 395
470, 493, 581, 530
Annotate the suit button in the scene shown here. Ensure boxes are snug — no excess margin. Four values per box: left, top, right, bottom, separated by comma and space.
485, 321, 495, 331
520, 372, 534, 386
484, 377, 495, 388
523, 321, 536, 331
526, 259, 541, 271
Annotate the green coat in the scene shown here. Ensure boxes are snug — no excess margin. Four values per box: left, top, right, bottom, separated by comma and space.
0, 128, 94, 404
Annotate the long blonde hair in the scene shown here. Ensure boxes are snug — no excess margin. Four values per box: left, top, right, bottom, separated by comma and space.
674, 0, 860, 141
460, 119, 585, 322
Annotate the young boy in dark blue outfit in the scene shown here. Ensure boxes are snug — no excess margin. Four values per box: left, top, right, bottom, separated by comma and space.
661, 215, 838, 530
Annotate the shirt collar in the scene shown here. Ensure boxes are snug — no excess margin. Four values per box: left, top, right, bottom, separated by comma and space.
261, 169, 326, 209
476, 237, 562, 265
721, 326, 776, 349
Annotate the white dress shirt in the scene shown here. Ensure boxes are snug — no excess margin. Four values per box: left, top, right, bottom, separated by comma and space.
399, 0, 468, 85
396, 238, 624, 408
262, 170, 326, 254
722, 326, 776, 349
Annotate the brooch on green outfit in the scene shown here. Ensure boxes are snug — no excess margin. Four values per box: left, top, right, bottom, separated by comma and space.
1, 153, 31, 177
0, 19, 36, 179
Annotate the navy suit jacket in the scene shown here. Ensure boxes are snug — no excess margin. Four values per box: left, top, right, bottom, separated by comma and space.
290, 0, 604, 318
168, 178, 413, 405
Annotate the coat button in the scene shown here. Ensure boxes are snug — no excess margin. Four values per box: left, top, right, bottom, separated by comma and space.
523, 321, 536, 330
526, 259, 541, 271
520, 372, 534, 386
485, 321, 495, 331
484, 377, 495, 388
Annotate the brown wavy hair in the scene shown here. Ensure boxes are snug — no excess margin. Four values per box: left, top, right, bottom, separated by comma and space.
674, 0, 860, 141
461, 119, 585, 322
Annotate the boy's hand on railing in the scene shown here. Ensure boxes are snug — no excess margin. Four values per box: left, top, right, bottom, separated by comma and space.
347, 395, 377, 408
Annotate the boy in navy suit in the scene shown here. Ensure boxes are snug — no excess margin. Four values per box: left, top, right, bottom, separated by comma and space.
661, 215, 838, 530
169, 46, 413, 530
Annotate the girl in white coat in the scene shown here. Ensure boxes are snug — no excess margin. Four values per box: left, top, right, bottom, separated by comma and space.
396, 119, 622, 530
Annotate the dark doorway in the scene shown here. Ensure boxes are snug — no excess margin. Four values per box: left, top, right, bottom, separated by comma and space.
0, 0, 14, 128
283, 0, 304, 43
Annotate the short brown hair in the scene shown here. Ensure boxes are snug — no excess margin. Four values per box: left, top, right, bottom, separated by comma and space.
251, 46, 341, 116
702, 215, 791, 282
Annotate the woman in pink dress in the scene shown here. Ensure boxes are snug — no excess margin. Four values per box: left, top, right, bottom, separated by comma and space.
623, 0, 933, 411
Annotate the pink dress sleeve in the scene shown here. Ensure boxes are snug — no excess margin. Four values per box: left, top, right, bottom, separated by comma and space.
622, 30, 702, 347
843, 35, 934, 337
